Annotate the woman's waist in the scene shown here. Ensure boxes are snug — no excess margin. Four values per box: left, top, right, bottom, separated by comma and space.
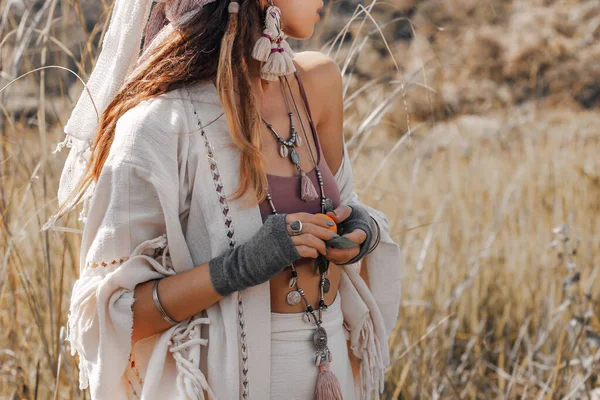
270, 292, 343, 340
269, 258, 341, 314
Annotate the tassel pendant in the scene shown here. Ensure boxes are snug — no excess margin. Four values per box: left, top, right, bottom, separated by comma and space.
313, 328, 343, 400
300, 171, 319, 202
314, 361, 343, 400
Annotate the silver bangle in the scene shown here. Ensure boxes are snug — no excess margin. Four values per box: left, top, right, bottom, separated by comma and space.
367, 215, 381, 254
152, 279, 181, 325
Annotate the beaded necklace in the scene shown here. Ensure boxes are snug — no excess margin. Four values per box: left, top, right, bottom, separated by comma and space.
260, 75, 342, 397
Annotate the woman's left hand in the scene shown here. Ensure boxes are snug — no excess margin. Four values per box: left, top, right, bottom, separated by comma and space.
324, 205, 367, 265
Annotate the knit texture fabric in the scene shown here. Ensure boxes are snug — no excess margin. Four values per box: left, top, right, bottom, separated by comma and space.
336, 201, 373, 266
209, 214, 301, 296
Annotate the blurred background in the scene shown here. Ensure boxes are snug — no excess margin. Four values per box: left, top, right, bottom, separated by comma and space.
1, 0, 599, 398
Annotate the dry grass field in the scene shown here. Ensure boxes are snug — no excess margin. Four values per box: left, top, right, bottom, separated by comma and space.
1, 0, 599, 398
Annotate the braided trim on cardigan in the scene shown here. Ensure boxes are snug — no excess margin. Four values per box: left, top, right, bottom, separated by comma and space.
193, 107, 250, 400
86, 256, 129, 269
126, 352, 143, 398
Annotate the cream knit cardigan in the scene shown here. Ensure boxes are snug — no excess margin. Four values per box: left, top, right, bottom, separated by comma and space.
67, 80, 402, 400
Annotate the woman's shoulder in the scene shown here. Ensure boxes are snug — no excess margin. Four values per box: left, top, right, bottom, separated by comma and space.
292, 51, 343, 124
293, 51, 344, 172
293, 51, 341, 78
293, 51, 342, 96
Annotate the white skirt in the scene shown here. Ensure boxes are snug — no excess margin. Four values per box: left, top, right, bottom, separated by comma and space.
270, 294, 356, 399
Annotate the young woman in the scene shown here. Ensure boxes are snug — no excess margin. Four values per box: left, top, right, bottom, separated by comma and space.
44, 0, 402, 398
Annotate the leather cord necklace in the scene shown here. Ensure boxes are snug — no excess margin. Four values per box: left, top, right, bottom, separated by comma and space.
260, 75, 343, 398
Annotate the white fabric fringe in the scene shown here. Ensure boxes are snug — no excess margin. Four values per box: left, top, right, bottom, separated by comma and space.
67, 233, 215, 399
339, 268, 388, 399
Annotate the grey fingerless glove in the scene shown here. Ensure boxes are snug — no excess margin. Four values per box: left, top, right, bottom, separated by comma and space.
336, 202, 375, 266
209, 213, 301, 296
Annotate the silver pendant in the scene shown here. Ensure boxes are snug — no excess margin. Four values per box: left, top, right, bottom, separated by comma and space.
286, 290, 301, 306
324, 197, 334, 212
279, 144, 289, 158
296, 134, 302, 147
303, 312, 312, 323
315, 353, 323, 366
313, 326, 328, 351
290, 149, 300, 166
314, 349, 332, 366
288, 277, 297, 288
323, 278, 331, 294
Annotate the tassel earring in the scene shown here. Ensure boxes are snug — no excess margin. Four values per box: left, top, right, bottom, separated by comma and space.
252, 1, 296, 81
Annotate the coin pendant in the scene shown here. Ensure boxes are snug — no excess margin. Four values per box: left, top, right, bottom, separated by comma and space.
313, 326, 328, 351
323, 278, 331, 294
286, 290, 301, 306
290, 149, 300, 165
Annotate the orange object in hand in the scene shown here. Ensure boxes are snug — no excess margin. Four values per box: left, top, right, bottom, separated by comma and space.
315, 213, 337, 233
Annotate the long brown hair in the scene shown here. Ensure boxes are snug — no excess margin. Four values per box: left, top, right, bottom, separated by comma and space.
59, 0, 268, 220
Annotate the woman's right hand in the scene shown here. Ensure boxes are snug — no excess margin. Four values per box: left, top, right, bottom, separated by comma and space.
208, 213, 333, 297
285, 212, 339, 258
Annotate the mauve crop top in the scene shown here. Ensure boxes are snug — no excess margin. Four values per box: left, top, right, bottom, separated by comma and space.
259, 71, 341, 227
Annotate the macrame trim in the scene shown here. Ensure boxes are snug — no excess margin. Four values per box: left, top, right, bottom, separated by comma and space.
169, 316, 214, 399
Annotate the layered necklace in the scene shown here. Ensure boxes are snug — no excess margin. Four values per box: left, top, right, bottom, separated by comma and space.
261, 75, 342, 398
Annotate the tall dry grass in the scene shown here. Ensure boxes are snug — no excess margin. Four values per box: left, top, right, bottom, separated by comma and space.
1, 0, 599, 398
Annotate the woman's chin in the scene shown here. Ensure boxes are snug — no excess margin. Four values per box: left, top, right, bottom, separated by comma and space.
284, 24, 317, 41
289, 30, 315, 41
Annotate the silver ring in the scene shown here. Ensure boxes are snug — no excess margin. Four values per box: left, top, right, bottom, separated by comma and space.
290, 220, 303, 236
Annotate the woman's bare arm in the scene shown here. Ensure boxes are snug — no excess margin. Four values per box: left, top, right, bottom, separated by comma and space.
131, 211, 335, 344
131, 263, 222, 344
